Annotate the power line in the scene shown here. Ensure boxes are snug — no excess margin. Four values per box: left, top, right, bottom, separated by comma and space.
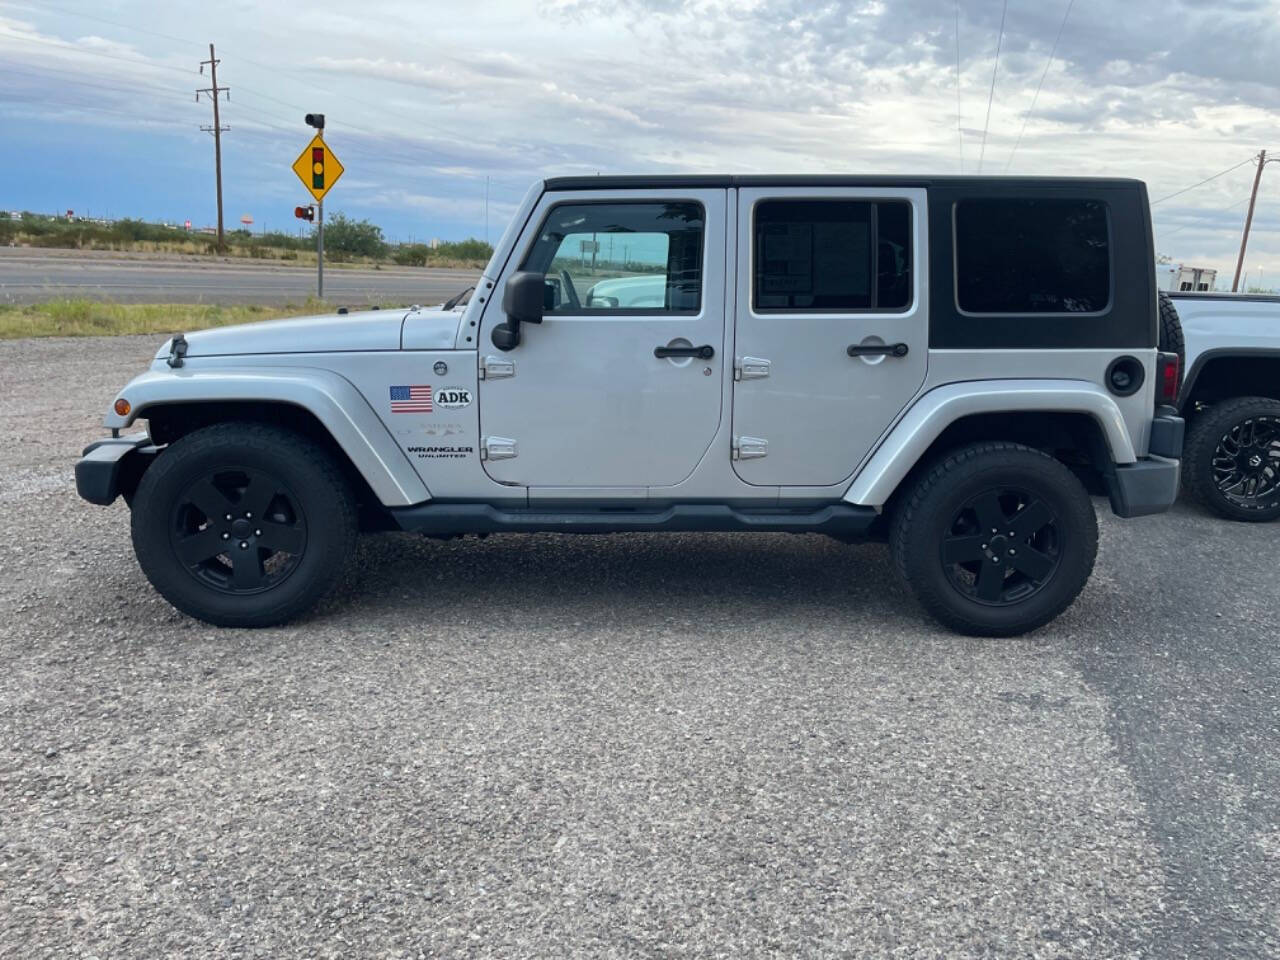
977, 0, 1009, 173
1150, 155, 1258, 205
7, 1, 207, 49
954, 0, 964, 173
1004, 0, 1074, 173
3, 32, 195, 76
1156, 195, 1252, 240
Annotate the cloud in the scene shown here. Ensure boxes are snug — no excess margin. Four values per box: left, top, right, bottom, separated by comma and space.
1, 0, 1277, 278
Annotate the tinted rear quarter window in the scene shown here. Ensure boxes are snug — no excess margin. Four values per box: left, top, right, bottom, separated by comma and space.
955, 198, 1110, 314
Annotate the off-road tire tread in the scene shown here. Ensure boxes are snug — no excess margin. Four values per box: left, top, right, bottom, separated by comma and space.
890, 442, 1098, 637
1183, 396, 1280, 522
131, 422, 357, 627
1158, 291, 1185, 389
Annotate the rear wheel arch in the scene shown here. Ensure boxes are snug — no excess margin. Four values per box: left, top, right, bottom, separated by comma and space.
881, 410, 1118, 519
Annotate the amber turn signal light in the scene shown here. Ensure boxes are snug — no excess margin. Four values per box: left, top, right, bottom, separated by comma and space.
113, 398, 131, 417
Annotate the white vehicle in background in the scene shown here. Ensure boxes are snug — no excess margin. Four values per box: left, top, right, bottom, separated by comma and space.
1157, 263, 1217, 293
1165, 292, 1280, 520
585, 274, 666, 308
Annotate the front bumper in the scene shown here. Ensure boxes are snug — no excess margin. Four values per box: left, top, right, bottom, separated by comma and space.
75, 433, 158, 506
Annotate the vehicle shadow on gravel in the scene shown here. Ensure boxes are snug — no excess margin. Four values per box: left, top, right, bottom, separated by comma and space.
337, 530, 941, 638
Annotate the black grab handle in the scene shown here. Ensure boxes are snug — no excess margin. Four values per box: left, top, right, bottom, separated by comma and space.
655, 344, 715, 360
847, 342, 909, 358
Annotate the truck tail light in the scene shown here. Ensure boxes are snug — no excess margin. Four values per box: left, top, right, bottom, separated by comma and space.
1156, 352, 1180, 406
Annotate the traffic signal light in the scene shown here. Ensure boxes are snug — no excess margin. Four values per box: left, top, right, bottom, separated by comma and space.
294, 205, 314, 222
311, 147, 324, 190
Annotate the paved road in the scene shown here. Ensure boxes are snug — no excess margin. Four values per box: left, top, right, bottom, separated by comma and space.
1, 336, 1277, 958
0, 249, 478, 306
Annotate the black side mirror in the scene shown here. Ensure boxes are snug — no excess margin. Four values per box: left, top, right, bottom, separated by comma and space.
504, 271, 545, 325
492, 271, 546, 351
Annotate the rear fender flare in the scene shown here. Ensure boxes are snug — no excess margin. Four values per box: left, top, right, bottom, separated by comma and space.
105, 366, 430, 507
843, 379, 1137, 508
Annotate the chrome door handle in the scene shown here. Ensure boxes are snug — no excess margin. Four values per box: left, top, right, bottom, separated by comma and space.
655, 344, 715, 360
847, 342, 908, 358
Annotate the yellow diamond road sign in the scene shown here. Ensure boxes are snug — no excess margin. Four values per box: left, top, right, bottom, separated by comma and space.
292, 134, 344, 203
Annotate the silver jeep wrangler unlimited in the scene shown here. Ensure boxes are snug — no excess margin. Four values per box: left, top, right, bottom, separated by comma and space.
76, 176, 1184, 636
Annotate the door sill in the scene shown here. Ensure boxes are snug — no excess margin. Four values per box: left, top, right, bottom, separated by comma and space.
389, 502, 878, 537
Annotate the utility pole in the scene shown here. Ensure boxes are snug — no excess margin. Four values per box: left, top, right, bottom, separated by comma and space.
1233, 149, 1270, 293
197, 44, 229, 252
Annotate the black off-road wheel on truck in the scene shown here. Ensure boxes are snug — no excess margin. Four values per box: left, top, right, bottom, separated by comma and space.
130, 422, 357, 627
891, 442, 1098, 637
1183, 397, 1280, 522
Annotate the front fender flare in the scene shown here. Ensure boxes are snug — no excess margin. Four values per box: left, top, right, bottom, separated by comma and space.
105, 366, 430, 507
843, 379, 1136, 508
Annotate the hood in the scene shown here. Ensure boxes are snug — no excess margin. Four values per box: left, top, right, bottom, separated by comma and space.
153, 308, 417, 359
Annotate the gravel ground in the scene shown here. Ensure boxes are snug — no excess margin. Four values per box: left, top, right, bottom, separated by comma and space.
1, 336, 1277, 959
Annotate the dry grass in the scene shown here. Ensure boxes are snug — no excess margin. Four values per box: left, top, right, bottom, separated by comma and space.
0, 299, 334, 339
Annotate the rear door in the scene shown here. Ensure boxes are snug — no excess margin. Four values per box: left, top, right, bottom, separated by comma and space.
478, 189, 727, 488
731, 187, 929, 485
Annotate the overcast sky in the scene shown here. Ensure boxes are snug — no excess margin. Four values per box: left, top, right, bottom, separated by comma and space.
2, 0, 1279, 285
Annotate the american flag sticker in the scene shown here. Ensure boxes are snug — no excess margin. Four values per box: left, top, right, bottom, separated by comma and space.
389, 384, 433, 413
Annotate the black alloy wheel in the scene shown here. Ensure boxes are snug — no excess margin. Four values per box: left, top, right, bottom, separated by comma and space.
1210, 415, 1280, 511
940, 488, 1061, 606
170, 467, 308, 595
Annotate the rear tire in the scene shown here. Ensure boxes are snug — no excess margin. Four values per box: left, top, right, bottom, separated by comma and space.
1183, 396, 1280, 522
131, 422, 357, 627
891, 442, 1098, 637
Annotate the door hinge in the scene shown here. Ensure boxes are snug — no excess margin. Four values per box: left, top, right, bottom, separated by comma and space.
732, 436, 769, 460
734, 356, 771, 381
481, 436, 518, 461
479, 355, 515, 380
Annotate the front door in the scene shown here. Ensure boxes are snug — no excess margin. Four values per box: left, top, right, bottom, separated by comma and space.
731, 187, 929, 486
478, 189, 727, 488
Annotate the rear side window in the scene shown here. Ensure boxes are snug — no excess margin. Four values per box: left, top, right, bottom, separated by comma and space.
955, 198, 1110, 314
753, 199, 912, 312
520, 201, 704, 314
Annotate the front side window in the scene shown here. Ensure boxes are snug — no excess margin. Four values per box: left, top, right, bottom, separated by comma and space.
520, 202, 704, 314
753, 199, 913, 312
955, 198, 1111, 314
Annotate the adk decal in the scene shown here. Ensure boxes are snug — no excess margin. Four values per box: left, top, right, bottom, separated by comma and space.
434, 386, 473, 409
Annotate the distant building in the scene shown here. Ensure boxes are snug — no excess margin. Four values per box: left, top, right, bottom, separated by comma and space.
429, 237, 441, 249
1157, 263, 1217, 292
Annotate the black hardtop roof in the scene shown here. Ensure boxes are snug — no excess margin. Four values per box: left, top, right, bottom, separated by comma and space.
543, 174, 1146, 191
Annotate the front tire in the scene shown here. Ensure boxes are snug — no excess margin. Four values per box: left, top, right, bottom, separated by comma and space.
1183, 396, 1280, 522
131, 423, 357, 627
891, 442, 1098, 637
